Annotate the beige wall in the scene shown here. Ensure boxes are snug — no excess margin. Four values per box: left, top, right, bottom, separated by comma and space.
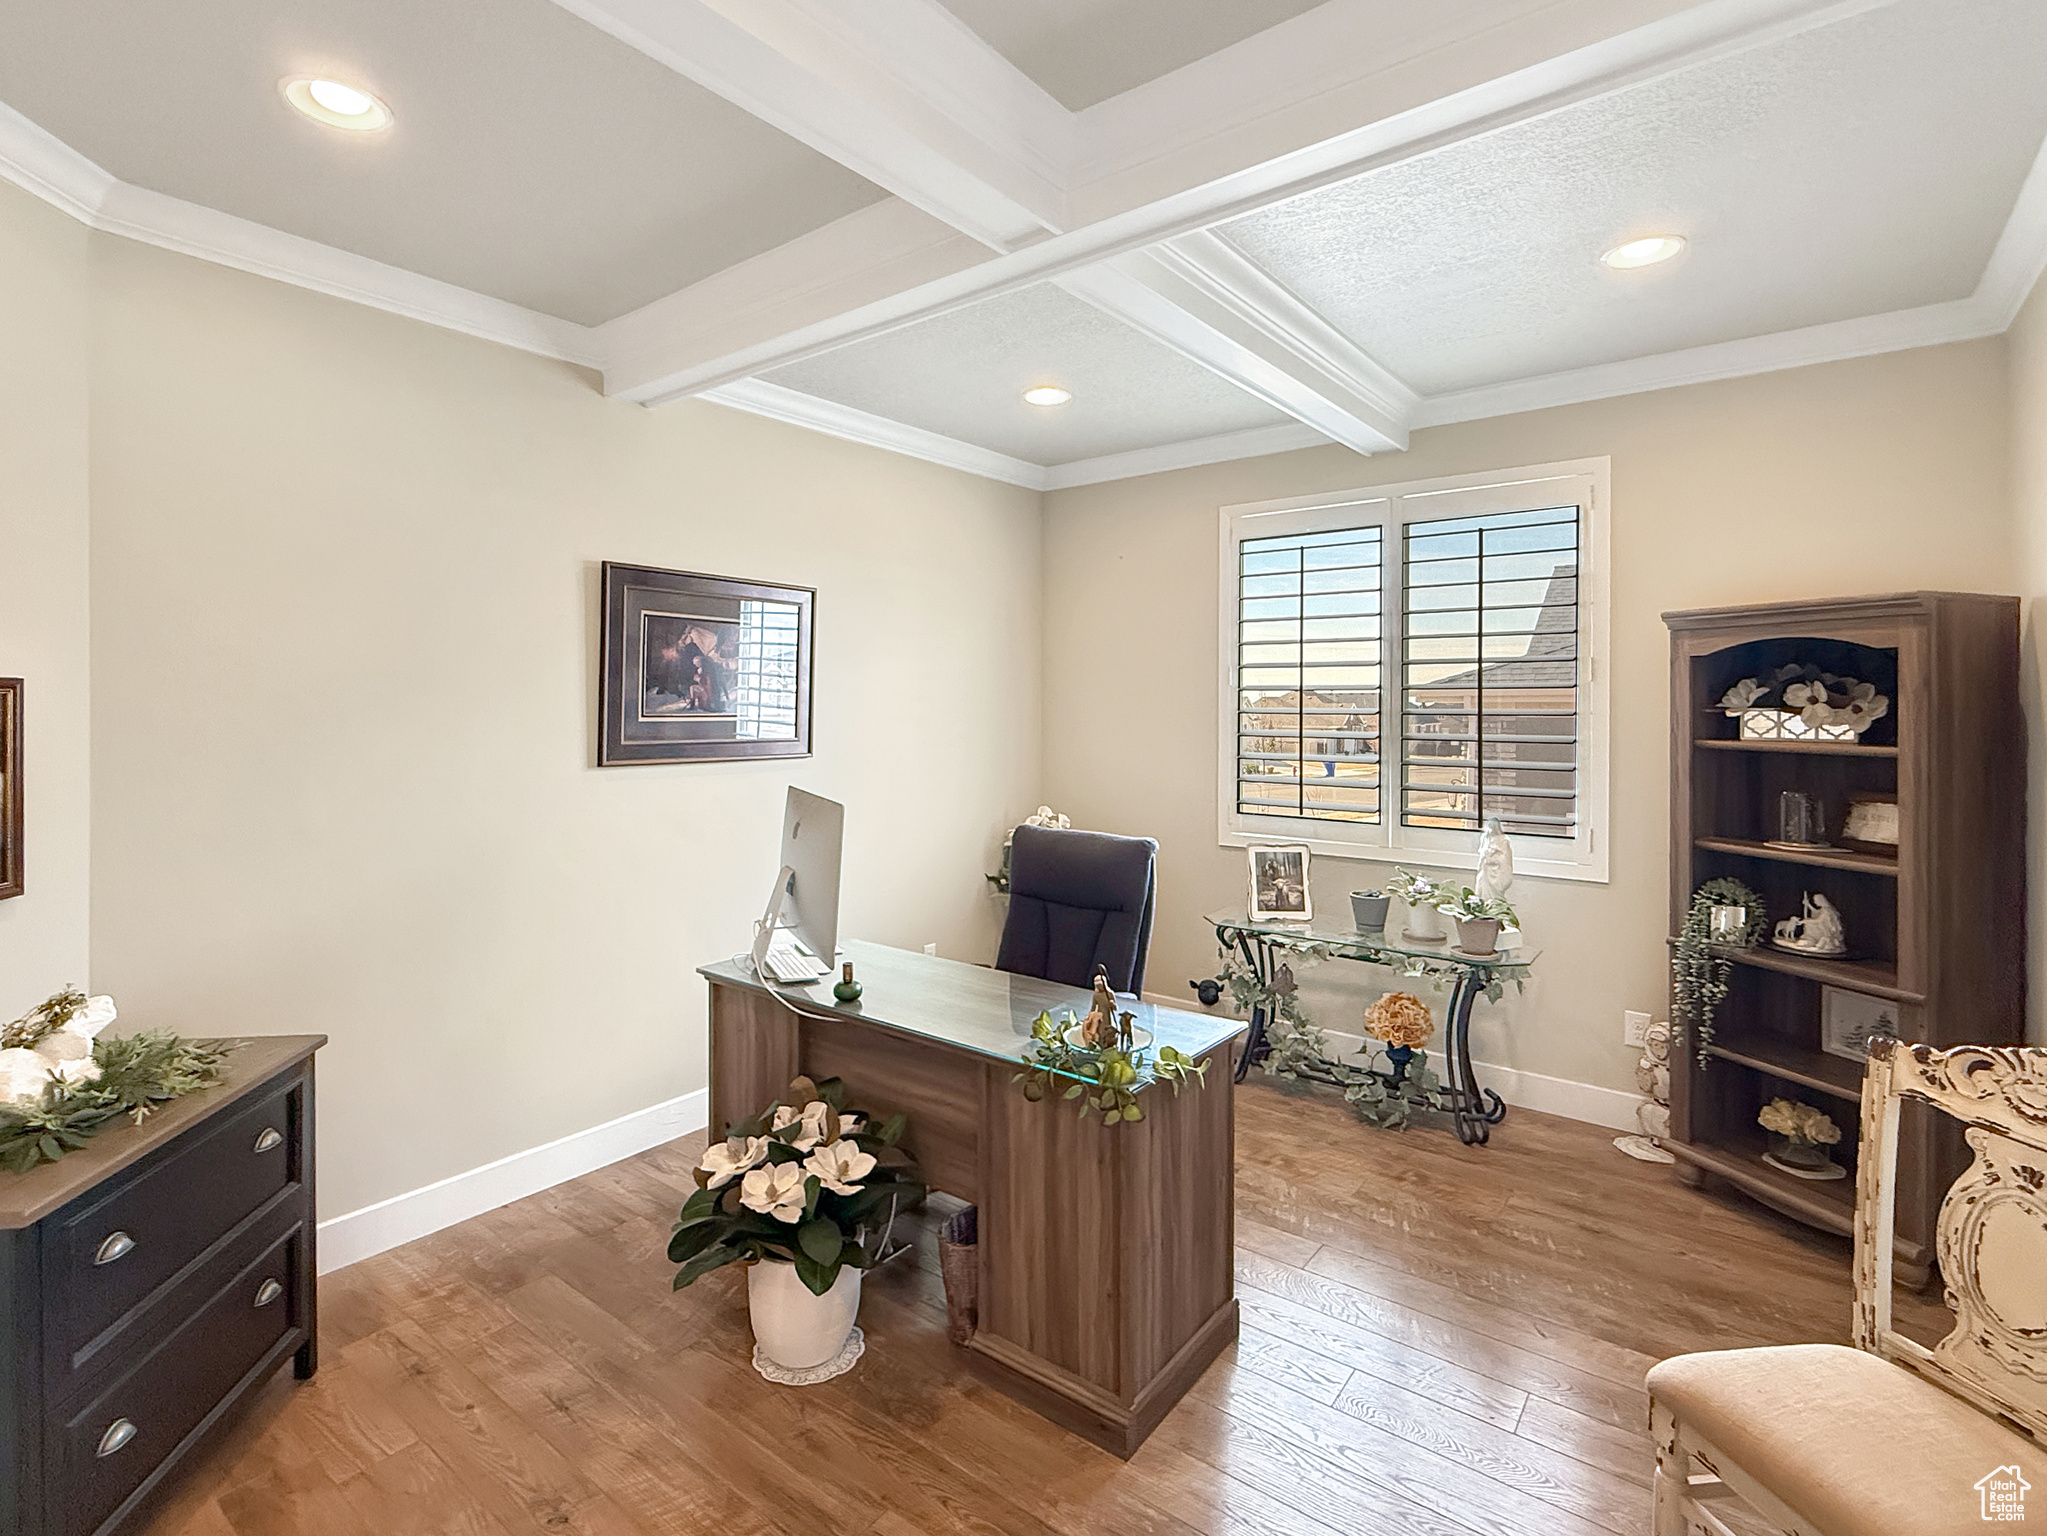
0, 182, 92, 1019
84, 235, 1042, 1217
2014, 276, 2047, 1043
1043, 340, 2015, 1100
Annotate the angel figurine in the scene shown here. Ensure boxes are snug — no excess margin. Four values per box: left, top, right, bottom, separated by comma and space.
1773, 893, 1847, 957
1476, 817, 1515, 907
1080, 968, 1121, 1050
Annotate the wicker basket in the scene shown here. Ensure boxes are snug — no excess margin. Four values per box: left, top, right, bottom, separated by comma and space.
938, 1205, 978, 1345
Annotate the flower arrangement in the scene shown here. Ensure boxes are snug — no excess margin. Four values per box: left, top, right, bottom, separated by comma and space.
1015, 1008, 1207, 1124
1384, 868, 1448, 908
1672, 878, 1766, 1067
1758, 1097, 1841, 1148
669, 1075, 923, 1297
1717, 664, 1889, 735
0, 988, 229, 1173
1363, 992, 1434, 1050
987, 805, 1072, 892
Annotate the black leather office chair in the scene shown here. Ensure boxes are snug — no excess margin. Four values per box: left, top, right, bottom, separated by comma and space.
995, 823, 1158, 995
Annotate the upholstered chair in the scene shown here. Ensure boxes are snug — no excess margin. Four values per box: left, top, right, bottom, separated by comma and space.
995, 823, 1158, 995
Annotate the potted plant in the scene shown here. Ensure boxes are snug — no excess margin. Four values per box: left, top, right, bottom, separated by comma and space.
1757, 1097, 1844, 1179
1434, 887, 1518, 957
1349, 888, 1391, 931
671, 1074, 922, 1382
1385, 868, 1450, 942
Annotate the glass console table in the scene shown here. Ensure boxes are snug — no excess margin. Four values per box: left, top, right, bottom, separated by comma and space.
1207, 910, 1538, 1145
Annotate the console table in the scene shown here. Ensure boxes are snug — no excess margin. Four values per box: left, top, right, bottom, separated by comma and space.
0, 1035, 322, 1536
701, 942, 1242, 1457
1209, 910, 1535, 1145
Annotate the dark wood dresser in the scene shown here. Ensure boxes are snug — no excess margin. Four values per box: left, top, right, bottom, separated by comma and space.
0, 1034, 323, 1536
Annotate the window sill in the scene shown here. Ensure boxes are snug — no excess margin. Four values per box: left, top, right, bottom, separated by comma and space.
1218, 827, 1607, 886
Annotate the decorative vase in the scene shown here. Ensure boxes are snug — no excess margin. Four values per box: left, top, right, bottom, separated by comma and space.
1383, 1043, 1414, 1084
1455, 917, 1500, 956
1350, 892, 1391, 930
1767, 1134, 1832, 1173
1402, 902, 1448, 943
747, 1259, 864, 1383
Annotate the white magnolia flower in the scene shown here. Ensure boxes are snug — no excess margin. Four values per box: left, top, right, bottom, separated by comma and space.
50, 1057, 102, 1087
70, 996, 118, 1040
697, 1135, 768, 1189
1782, 681, 1824, 710
838, 1112, 865, 1138
804, 1140, 877, 1196
1717, 678, 1766, 715
35, 1030, 92, 1065
1840, 682, 1889, 730
740, 1161, 810, 1223
771, 1100, 833, 1150
0, 1047, 54, 1107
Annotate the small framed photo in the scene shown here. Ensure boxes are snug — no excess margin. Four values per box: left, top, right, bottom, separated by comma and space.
1840, 795, 1899, 851
1707, 903, 1751, 946
1248, 844, 1312, 923
600, 562, 814, 766
1821, 986, 1900, 1063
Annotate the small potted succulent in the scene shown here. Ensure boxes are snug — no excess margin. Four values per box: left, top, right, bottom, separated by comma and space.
1385, 868, 1450, 943
1757, 1097, 1843, 1179
1434, 887, 1518, 957
672, 1075, 922, 1382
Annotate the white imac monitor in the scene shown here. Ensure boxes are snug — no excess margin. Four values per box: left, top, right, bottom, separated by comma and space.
750, 787, 843, 980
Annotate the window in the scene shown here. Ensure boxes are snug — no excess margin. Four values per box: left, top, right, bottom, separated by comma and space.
1218, 460, 1608, 882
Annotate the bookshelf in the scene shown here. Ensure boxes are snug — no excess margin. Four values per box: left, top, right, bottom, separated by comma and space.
1663, 593, 2023, 1286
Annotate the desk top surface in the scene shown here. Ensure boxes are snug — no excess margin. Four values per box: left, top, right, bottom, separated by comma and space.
700, 941, 1243, 1076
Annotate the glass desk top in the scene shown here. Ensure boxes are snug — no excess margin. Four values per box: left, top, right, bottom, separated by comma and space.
1206, 909, 1541, 969
700, 939, 1245, 1088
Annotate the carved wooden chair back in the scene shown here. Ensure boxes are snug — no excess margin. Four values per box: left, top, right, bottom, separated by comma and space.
1854, 1040, 2047, 1439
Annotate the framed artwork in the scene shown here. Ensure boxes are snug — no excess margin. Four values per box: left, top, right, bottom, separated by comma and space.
1247, 844, 1311, 923
600, 563, 814, 766
1840, 794, 1899, 852
1820, 986, 1899, 1064
0, 679, 18, 899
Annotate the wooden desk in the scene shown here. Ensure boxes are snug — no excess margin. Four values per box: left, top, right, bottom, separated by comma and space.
701, 942, 1243, 1456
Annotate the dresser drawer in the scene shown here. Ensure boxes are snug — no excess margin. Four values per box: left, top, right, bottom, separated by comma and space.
45, 1075, 300, 1386
51, 1221, 304, 1536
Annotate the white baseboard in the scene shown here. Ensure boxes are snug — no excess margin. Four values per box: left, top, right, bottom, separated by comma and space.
316, 1089, 709, 1274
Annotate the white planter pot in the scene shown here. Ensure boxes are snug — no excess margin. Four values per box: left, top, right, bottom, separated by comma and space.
1402, 902, 1448, 942
747, 1259, 862, 1371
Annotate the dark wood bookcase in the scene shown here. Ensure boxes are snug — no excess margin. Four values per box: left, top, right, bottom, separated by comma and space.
1663, 593, 2023, 1286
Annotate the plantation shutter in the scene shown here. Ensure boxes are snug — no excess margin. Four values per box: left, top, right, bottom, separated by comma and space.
1235, 526, 1382, 824
1400, 506, 1580, 838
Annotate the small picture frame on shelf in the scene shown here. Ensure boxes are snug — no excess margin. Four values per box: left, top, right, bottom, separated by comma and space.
1247, 844, 1312, 923
1840, 795, 1899, 852
1820, 986, 1900, 1063
1707, 903, 1752, 946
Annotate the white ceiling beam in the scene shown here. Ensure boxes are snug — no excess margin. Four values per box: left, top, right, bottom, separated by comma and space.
549, 0, 1070, 250
1056, 233, 1416, 455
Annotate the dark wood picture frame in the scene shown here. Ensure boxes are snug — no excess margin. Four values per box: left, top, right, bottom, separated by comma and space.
599, 562, 814, 766
0, 678, 19, 899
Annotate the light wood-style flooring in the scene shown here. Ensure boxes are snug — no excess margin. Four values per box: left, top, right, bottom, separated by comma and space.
135, 1081, 1950, 1536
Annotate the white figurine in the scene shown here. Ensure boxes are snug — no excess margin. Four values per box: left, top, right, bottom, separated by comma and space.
1475, 818, 1515, 907
1773, 893, 1847, 957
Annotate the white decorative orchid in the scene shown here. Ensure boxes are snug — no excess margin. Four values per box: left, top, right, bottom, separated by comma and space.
1718, 678, 1767, 715
740, 1161, 810, 1223
804, 1139, 877, 1195
771, 1100, 834, 1150
697, 1135, 768, 1189
0, 1047, 54, 1107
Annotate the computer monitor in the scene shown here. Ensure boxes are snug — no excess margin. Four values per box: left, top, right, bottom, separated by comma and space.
751, 787, 843, 975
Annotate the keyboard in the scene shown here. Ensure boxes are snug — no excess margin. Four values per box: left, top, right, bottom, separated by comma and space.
759, 931, 830, 983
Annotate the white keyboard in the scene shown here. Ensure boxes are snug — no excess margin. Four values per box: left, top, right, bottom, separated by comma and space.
759, 931, 830, 983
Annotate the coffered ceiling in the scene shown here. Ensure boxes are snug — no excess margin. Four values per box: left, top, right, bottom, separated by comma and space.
2, 0, 2042, 490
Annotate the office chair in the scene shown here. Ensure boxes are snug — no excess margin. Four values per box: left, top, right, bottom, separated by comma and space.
995, 823, 1158, 995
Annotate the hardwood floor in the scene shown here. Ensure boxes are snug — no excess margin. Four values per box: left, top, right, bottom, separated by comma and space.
134, 1081, 1952, 1536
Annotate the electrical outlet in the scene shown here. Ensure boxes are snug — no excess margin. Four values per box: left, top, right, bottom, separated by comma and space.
1624, 1010, 1651, 1048
924, 942, 938, 956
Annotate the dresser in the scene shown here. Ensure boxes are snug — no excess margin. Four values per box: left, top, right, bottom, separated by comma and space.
0, 1035, 323, 1536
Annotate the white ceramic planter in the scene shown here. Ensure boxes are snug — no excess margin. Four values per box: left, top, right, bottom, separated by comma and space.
1402, 902, 1448, 943
748, 1259, 862, 1371
1455, 917, 1501, 956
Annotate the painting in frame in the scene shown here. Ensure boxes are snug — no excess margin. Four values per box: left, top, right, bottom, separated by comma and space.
0, 678, 18, 899
600, 563, 814, 766
1247, 843, 1311, 923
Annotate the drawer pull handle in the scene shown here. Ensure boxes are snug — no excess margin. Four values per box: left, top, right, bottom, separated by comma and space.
94, 1231, 136, 1266
252, 1127, 284, 1154
97, 1419, 137, 1458
254, 1278, 284, 1308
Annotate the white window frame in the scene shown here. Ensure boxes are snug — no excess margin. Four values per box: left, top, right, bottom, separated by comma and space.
1217, 458, 1610, 884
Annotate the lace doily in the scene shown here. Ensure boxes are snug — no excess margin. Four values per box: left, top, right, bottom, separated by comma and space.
752, 1326, 865, 1386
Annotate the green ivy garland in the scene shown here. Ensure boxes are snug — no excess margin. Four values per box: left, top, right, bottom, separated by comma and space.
1672, 878, 1767, 1068
1014, 1010, 1208, 1124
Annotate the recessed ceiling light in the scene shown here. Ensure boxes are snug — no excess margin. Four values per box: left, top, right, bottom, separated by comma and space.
282, 76, 393, 132
1601, 235, 1686, 270
1022, 385, 1073, 406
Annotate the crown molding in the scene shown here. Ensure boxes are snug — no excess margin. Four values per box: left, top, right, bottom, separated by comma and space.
0, 100, 600, 369
1041, 423, 1330, 491
699, 377, 1047, 488
1980, 128, 2047, 328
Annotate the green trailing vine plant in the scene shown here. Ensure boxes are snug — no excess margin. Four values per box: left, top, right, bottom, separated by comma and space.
1672, 878, 1768, 1068
1014, 1010, 1208, 1124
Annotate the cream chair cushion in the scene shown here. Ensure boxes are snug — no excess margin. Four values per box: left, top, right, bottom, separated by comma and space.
1648, 1343, 2047, 1536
